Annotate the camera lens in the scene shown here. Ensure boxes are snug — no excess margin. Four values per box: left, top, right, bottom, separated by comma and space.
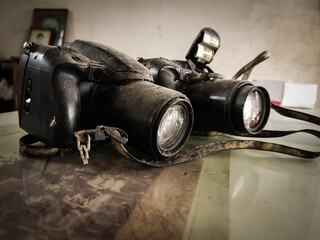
231, 85, 270, 135
157, 103, 189, 156
243, 90, 264, 130
90, 81, 193, 158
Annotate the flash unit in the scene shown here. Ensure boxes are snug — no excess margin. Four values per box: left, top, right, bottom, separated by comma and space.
185, 27, 220, 68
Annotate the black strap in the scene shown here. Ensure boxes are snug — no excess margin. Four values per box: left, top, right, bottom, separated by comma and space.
19, 105, 320, 166
232, 51, 270, 80
19, 126, 128, 162
19, 134, 73, 158
19, 127, 320, 167
112, 138, 320, 167
253, 129, 320, 138
249, 104, 320, 138
271, 103, 320, 125
168, 140, 319, 166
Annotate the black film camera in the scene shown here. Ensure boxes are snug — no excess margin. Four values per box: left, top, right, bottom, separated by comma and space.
17, 41, 194, 158
138, 28, 271, 136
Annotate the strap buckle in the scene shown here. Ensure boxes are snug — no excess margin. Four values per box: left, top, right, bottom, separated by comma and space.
74, 125, 128, 165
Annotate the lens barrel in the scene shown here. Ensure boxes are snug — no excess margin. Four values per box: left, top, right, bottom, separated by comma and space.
181, 79, 270, 135
89, 81, 193, 157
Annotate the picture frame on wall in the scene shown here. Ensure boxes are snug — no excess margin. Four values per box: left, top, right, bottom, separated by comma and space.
32, 8, 68, 46
28, 28, 53, 45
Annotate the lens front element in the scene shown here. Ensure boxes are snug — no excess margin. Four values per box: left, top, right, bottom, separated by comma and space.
243, 90, 263, 130
156, 102, 192, 157
231, 84, 270, 135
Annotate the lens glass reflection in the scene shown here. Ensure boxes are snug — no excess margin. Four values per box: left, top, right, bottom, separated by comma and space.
157, 104, 188, 152
243, 90, 263, 130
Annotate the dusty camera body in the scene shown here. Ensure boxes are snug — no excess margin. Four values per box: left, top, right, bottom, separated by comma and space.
17, 41, 193, 158
18, 43, 101, 146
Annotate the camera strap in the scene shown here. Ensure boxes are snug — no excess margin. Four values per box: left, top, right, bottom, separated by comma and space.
19, 106, 320, 167
19, 121, 320, 168
19, 126, 129, 165
110, 102, 320, 167
19, 134, 74, 158
74, 126, 128, 164
110, 135, 320, 168
270, 103, 320, 125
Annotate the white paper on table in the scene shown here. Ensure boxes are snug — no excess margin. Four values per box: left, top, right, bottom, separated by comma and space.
281, 82, 318, 108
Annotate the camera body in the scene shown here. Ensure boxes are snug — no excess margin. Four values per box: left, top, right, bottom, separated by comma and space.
18, 44, 102, 146
18, 41, 193, 157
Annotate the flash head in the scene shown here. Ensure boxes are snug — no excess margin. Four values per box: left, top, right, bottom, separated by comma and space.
185, 27, 220, 68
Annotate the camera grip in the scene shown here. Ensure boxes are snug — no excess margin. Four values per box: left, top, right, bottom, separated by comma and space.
50, 66, 85, 146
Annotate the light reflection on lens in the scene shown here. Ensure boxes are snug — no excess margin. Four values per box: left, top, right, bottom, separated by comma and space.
243, 90, 263, 130
157, 104, 188, 152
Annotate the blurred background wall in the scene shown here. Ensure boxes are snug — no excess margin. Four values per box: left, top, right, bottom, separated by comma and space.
0, 0, 319, 107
